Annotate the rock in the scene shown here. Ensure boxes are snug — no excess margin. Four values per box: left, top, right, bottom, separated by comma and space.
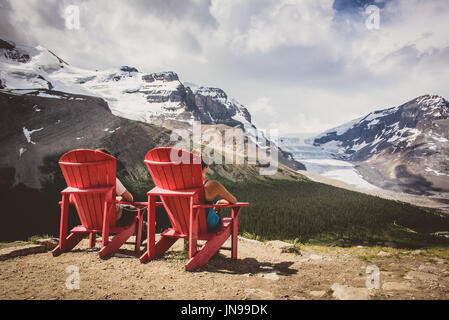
432, 231, 449, 239
410, 250, 423, 255
309, 290, 326, 298
330, 283, 370, 300
418, 264, 439, 274
0, 244, 47, 261
404, 271, 438, 282
0, 39, 16, 50
382, 282, 414, 291
265, 240, 296, 253
34, 238, 58, 250
238, 236, 264, 245
142, 71, 179, 83
377, 251, 392, 257
120, 66, 138, 73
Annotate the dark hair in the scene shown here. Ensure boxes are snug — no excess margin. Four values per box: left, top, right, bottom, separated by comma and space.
201, 157, 208, 169
95, 148, 111, 155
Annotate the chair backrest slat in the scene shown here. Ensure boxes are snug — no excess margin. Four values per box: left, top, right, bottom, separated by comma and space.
59, 149, 116, 230
144, 148, 207, 234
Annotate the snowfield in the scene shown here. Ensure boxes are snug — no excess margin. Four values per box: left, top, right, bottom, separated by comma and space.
280, 137, 381, 191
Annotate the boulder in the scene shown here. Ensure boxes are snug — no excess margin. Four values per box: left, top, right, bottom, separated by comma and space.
331, 283, 370, 300
0, 244, 46, 261
377, 251, 392, 257
309, 290, 326, 298
120, 66, 138, 73
265, 240, 296, 253
34, 238, 59, 250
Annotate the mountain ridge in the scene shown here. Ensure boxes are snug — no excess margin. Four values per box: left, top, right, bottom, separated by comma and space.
0, 39, 253, 129
313, 95, 449, 196
0, 38, 304, 171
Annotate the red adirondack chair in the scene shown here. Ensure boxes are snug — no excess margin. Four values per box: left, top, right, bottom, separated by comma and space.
139, 147, 249, 271
52, 149, 145, 258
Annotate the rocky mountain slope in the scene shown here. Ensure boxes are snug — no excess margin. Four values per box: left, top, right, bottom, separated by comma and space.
0, 89, 175, 241
0, 39, 305, 240
0, 39, 251, 130
0, 90, 172, 188
0, 38, 304, 172
0, 87, 304, 241
313, 95, 449, 197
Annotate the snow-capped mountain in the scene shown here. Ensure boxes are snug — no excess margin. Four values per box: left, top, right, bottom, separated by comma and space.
0, 39, 252, 129
313, 95, 449, 195
314, 95, 449, 161
0, 38, 304, 172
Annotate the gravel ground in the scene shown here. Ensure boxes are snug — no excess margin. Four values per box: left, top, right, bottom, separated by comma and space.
1, 237, 448, 300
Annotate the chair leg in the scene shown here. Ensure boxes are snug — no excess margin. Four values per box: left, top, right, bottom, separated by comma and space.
52, 194, 70, 257
231, 208, 241, 259
135, 209, 143, 252
52, 233, 85, 256
99, 217, 137, 259
185, 224, 232, 271
188, 206, 198, 259
89, 233, 96, 248
155, 236, 178, 258
139, 195, 156, 263
232, 210, 239, 260
101, 202, 111, 248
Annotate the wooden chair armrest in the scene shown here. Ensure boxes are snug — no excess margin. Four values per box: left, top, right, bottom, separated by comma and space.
114, 200, 163, 207
61, 186, 114, 194
147, 186, 201, 197
193, 202, 249, 209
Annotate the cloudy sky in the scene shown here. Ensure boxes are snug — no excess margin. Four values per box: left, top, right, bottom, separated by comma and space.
1, 0, 449, 135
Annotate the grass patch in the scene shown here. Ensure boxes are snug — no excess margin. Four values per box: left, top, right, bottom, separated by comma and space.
414, 247, 449, 261
164, 250, 189, 262
28, 234, 53, 244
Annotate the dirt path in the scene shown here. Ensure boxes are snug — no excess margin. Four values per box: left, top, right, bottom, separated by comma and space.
0, 237, 448, 300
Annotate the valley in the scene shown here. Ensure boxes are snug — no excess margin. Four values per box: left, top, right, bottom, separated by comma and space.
1, 38, 448, 249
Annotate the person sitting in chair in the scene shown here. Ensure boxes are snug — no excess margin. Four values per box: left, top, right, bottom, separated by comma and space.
95, 148, 147, 241
201, 158, 237, 232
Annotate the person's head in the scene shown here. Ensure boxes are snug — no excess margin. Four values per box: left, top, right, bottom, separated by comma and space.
95, 148, 111, 155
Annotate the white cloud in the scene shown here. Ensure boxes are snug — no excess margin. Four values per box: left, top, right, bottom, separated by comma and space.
247, 96, 334, 135
3, 0, 449, 134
